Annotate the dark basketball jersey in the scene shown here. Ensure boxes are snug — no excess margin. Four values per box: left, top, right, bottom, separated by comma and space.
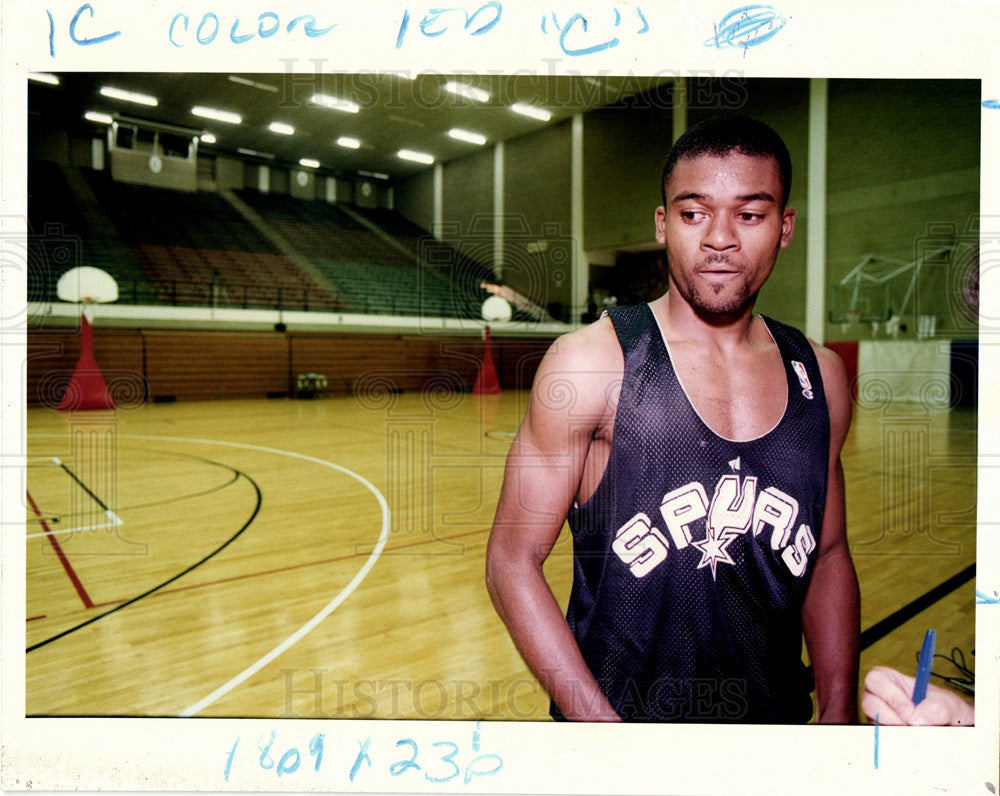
559, 303, 830, 723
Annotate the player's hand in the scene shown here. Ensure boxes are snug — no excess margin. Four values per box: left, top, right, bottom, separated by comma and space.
861, 666, 974, 726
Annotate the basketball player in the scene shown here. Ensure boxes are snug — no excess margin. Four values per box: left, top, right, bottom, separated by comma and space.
486, 115, 861, 723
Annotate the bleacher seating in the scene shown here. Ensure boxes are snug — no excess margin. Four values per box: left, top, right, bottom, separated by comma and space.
351, 204, 497, 303
28, 160, 502, 320
85, 175, 340, 311
234, 190, 408, 265
310, 258, 478, 318
236, 189, 488, 318
27, 161, 158, 304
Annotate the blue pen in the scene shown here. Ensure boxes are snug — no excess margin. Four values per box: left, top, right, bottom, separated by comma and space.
912, 629, 936, 706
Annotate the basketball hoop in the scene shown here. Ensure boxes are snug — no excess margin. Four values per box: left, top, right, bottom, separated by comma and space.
55, 266, 120, 411
57, 266, 119, 305
482, 295, 513, 323
57, 266, 119, 320
840, 309, 862, 334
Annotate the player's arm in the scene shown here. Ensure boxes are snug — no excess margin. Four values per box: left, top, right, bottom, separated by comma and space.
485, 321, 622, 722
802, 344, 861, 724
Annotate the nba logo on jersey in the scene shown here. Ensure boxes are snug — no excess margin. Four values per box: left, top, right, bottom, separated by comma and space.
790, 361, 814, 400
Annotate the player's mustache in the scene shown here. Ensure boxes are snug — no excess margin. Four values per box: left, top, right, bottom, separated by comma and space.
697, 253, 739, 269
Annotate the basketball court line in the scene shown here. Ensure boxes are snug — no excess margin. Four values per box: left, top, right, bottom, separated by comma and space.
83, 526, 488, 609
25, 432, 391, 712
49, 433, 391, 717
26, 463, 262, 653
25, 490, 94, 609
25, 429, 972, 713
54, 456, 112, 509
858, 563, 976, 650
25, 457, 124, 538
802, 563, 976, 686
117, 435, 394, 717
25, 446, 246, 531
25, 513, 122, 540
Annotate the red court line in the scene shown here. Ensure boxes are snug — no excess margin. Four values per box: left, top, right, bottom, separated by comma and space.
25, 490, 95, 609
91, 526, 491, 609
27, 616, 47, 622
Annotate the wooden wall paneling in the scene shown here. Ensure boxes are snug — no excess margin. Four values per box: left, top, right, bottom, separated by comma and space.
25, 329, 559, 406
290, 333, 406, 395
26, 329, 146, 408
142, 331, 289, 401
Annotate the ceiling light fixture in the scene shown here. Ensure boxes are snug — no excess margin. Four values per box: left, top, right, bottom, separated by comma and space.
236, 147, 274, 159
268, 121, 295, 135
336, 136, 361, 149
227, 75, 278, 92
299, 158, 320, 168
84, 111, 113, 124
200, 132, 217, 144
100, 86, 158, 107
510, 102, 552, 122
358, 170, 390, 180
310, 93, 360, 113
388, 114, 424, 128
192, 106, 242, 124
397, 149, 434, 165
448, 128, 487, 145
443, 81, 490, 103
28, 73, 60, 86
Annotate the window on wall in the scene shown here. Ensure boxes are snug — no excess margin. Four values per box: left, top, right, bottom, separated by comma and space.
160, 132, 192, 159
112, 124, 140, 150
111, 123, 194, 161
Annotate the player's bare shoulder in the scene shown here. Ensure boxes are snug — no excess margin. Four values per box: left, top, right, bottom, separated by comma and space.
809, 341, 850, 395
545, 312, 621, 370
530, 313, 624, 424
809, 339, 853, 445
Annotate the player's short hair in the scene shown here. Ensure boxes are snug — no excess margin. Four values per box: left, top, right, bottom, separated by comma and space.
661, 115, 792, 208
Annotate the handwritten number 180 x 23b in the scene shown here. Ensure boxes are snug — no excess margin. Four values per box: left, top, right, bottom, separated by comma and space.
223, 724, 503, 787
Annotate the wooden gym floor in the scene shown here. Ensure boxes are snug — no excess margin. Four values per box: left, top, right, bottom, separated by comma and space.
23, 391, 977, 720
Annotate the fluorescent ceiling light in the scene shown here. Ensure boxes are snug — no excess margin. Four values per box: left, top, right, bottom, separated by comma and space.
448, 128, 487, 145
227, 75, 278, 92
398, 149, 434, 165
100, 86, 158, 107
511, 102, 552, 122
268, 121, 295, 135
236, 147, 274, 159
336, 136, 361, 149
443, 81, 490, 103
310, 93, 360, 113
388, 113, 424, 128
85, 111, 113, 125
29, 73, 60, 86
357, 170, 390, 180
200, 132, 216, 144
192, 106, 242, 124
299, 158, 320, 168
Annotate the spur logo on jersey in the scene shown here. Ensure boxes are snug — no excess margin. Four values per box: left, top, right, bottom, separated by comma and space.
791, 360, 814, 400
612, 472, 816, 581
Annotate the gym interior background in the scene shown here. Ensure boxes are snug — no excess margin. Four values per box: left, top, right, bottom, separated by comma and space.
22, 74, 979, 721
